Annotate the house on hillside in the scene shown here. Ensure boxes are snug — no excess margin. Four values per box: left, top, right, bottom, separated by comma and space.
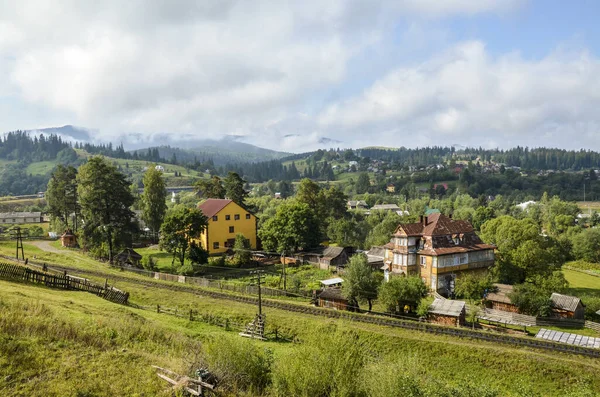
298, 246, 353, 271
0, 212, 43, 224
347, 200, 368, 210
197, 199, 257, 255
386, 184, 396, 193
382, 213, 495, 296
550, 293, 585, 320
365, 246, 385, 270
155, 165, 165, 172
485, 284, 518, 313
428, 298, 466, 326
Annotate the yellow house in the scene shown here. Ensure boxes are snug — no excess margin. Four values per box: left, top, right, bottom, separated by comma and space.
197, 199, 257, 255
386, 184, 396, 193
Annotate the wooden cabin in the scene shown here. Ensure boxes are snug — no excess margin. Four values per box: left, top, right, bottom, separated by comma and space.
315, 288, 348, 311
60, 229, 77, 248
428, 298, 466, 327
550, 293, 585, 320
115, 248, 143, 267
485, 284, 519, 313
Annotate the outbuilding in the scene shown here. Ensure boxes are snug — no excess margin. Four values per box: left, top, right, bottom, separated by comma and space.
115, 248, 143, 267
60, 229, 77, 248
485, 284, 519, 313
550, 293, 585, 320
315, 288, 348, 311
428, 298, 466, 327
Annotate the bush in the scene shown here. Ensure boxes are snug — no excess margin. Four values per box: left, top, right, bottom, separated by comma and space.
454, 273, 493, 301
199, 335, 272, 394
26, 225, 44, 237
178, 262, 201, 276
140, 255, 157, 271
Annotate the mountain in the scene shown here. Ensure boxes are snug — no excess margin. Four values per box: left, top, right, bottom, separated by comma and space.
27, 125, 93, 142
133, 137, 290, 166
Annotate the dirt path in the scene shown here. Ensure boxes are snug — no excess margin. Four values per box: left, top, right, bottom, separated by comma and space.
29, 240, 66, 254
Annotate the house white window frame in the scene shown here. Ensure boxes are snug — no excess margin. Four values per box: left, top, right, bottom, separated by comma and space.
420, 256, 427, 266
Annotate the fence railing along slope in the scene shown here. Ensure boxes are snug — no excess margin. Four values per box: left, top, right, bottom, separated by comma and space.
0, 262, 129, 304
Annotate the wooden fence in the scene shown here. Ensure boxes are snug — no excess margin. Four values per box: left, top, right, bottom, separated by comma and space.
0, 262, 129, 305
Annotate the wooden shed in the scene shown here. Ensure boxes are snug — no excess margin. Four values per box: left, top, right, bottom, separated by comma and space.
315, 288, 348, 311
428, 298, 466, 327
115, 248, 143, 267
485, 284, 519, 313
60, 229, 77, 248
550, 293, 585, 320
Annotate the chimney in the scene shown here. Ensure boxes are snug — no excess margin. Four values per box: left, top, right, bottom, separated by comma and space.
422, 216, 428, 226
448, 213, 453, 219
419, 215, 424, 225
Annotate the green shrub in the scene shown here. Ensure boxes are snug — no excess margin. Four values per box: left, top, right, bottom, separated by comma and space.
200, 335, 272, 394
140, 255, 157, 271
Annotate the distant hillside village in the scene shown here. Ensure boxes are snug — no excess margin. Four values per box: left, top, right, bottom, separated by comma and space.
1, 137, 600, 332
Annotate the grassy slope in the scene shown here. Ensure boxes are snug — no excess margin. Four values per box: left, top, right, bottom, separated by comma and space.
1, 243, 600, 395
2, 275, 600, 396
564, 268, 600, 298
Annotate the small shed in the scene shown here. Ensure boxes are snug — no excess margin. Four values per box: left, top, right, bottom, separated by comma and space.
320, 277, 344, 288
550, 293, 585, 319
115, 248, 143, 267
366, 246, 385, 270
60, 229, 77, 248
428, 298, 466, 327
315, 288, 348, 311
485, 284, 518, 313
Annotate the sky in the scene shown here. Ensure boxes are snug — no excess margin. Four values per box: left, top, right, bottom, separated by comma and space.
1, 0, 599, 152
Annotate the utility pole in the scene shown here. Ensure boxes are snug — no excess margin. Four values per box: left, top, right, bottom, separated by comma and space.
252, 269, 263, 316
282, 251, 287, 291
14, 227, 24, 261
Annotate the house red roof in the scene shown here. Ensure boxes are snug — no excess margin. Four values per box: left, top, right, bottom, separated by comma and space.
198, 199, 232, 218
394, 213, 474, 237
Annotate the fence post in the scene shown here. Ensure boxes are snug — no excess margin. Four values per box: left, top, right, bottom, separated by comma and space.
189, 309, 193, 321
157, 304, 160, 313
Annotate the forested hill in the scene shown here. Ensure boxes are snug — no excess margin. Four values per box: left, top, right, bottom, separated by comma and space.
357, 146, 600, 170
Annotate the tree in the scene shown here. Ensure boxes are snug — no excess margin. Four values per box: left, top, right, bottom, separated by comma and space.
572, 228, 600, 263
454, 273, 493, 301
224, 172, 248, 205
471, 206, 495, 231
195, 176, 225, 199
508, 272, 568, 316
480, 216, 568, 283
466, 304, 481, 330
296, 178, 320, 209
416, 296, 434, 318
356, 173, 370, 194
342, 254, 381, 312
77, 157, 136, 263
233, 233, 252, 266
378, 276, 427, 313
160, 206, 208, 268
258, 201, 321, 253
46, 165, 78, 230
140, 166, 167, 242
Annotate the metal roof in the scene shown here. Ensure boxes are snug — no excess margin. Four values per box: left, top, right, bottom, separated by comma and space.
0, 212, 42, 218
535, 328, 600, 349
550, 293, 582, 312
320, 277, 344, 286
429, 298, 466, 317
485, 284, 514, 304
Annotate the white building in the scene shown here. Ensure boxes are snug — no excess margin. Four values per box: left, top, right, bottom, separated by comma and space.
0, 212, 43, 224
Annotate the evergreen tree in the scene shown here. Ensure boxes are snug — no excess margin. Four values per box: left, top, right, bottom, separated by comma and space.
140, 166, 167, 243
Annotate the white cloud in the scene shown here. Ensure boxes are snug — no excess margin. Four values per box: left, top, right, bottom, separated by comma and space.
9, 0, 590, 152
318, 41, 600, 149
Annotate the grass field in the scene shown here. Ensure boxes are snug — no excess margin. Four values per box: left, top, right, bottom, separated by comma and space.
564, 268, 600, 298
577, 201, 600, 212
2, 271, 600, 396
2, 241, 600, 395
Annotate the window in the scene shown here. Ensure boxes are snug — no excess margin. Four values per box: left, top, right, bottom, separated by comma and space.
453, 236, 460, 245
225, 215, 231, 220
213, 242, 219, 249
234, 214, 240, 220
229, 226, 235, 233
420, 256, 426, 266
246, 214, 251, 219
212, 216, 218, 221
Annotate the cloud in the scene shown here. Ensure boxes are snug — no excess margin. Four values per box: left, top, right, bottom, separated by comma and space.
0, 0, 566, 151
318, 41, 600, 150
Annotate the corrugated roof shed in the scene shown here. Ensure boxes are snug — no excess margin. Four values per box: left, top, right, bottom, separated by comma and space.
366, 246, 385, 258
429, 298, 466, 317
317, 288, 346, 301
550, 293, 582, 312
198, 199, 232, 218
